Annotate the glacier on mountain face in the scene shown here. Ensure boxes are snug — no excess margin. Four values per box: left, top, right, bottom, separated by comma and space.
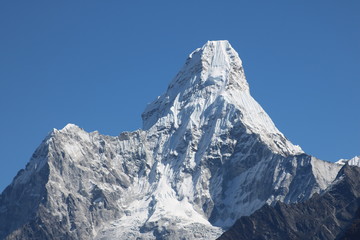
0, 40, 343, 240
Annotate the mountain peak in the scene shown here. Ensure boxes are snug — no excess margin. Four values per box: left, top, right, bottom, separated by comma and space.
142, 40, 248, 129
204, 39, 230, 45
61, 123, 81, 132
336, 156, 360, 166
142, 40, 302, 156
182, 40, 249, 93
201, 40, 241, 67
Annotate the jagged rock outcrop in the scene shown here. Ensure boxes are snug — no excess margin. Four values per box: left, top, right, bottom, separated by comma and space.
0, 41, 342, 240
218, 165, 360, 240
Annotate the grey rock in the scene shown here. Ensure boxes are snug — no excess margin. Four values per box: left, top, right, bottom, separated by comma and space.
217, 165, 360, 240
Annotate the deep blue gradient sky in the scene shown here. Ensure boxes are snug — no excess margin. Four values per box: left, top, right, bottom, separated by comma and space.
0, 1, 359, 192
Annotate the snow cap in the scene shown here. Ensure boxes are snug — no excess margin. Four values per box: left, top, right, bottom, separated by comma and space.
166, 40, 249, 96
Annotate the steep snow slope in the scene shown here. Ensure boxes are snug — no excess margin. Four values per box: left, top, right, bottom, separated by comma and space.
0, 41, 342, 240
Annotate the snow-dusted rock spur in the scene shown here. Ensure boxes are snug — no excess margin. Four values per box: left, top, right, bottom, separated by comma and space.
0, 41, 343, 240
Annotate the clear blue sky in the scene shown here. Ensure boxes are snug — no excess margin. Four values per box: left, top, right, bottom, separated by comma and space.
0, 1, 359, 192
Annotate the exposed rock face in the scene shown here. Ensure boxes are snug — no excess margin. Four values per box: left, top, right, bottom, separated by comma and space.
218, 165, 360, 240
340, 207, 360, 240
0, 41, 342, 240
1, 126, 145, 240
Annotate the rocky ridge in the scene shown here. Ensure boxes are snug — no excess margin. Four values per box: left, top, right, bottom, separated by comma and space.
218, 164, 360, 240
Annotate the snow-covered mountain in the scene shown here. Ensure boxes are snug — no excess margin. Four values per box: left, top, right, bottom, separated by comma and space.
0, 40, 343, 240
336, 156, 360, 166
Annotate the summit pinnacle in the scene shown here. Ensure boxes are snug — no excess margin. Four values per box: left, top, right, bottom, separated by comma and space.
143, 40, 302, 156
